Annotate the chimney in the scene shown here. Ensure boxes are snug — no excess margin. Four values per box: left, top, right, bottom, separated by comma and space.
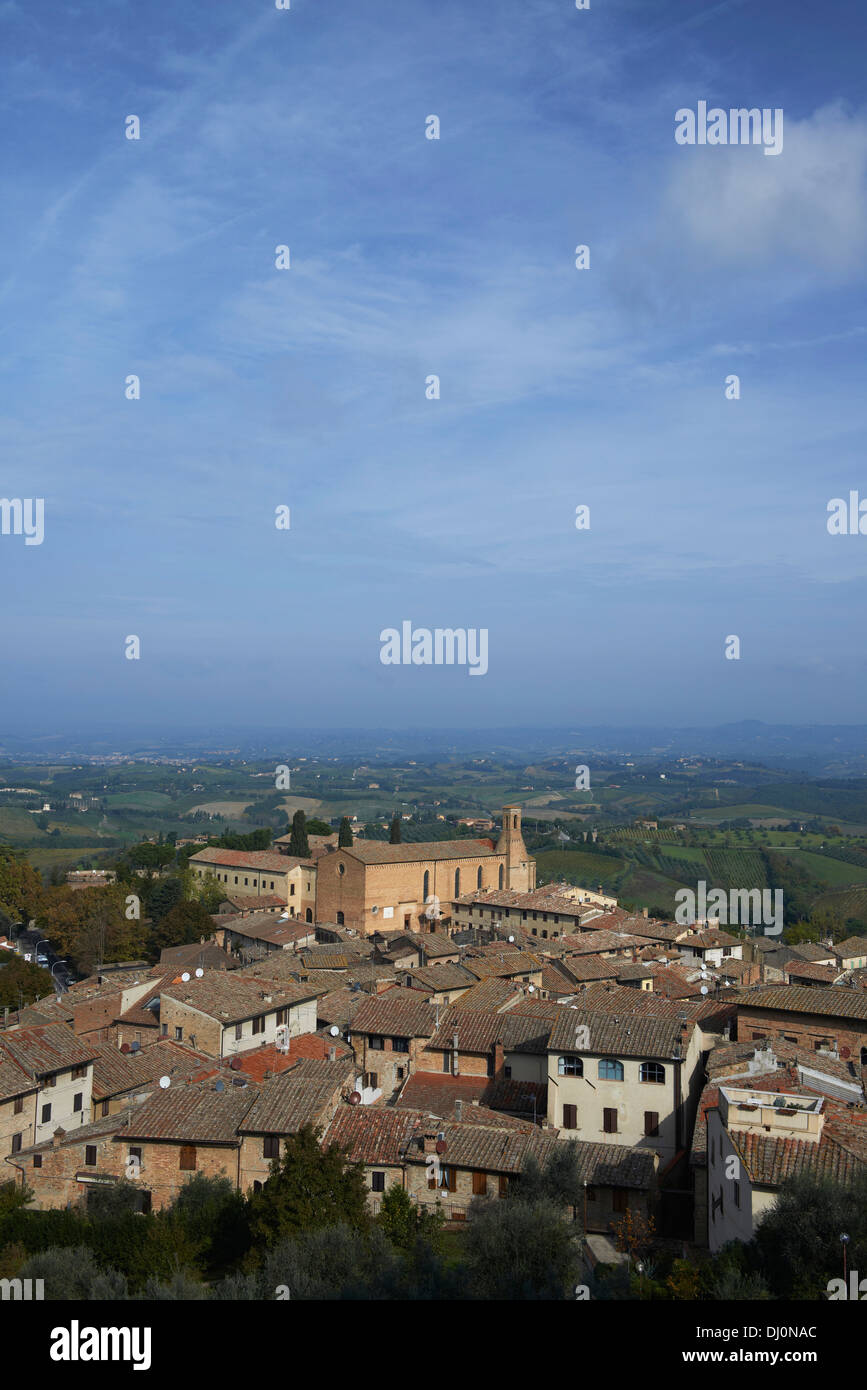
493, 1039, 505, 1081
328, 1046, 336, 1062
454, 1099, 463, 1121
642, 907, 649, 918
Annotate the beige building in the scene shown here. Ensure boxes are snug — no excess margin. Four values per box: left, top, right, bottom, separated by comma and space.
705, 1082, 867, 1252
188, 848, 316, 919
315, 805, 535, 936
546, 1007, 704, 1166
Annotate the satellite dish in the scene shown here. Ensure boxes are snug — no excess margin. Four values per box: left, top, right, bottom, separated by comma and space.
195, 968, 204, 978
508, 936, 515, 943
230, 1056, 242, 1070
700, 986, 708, 995
181, 972, 191, 982
840, 1046, 851, 1059
159, 1075, 171, 1089
120, 1043, 131, 1054
349, 1091, 362, 1105
435, 1139, 447, 1155
329, 1025, 340, 1037
215, 1079, 224, 1092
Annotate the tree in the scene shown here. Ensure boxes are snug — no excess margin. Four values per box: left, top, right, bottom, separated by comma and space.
247, 1125, 369, 1245
0, 848, 45, 921
148, 900, 213, 957
338, 818, 353, 848
463, 1196, 582, 1299
378, 1183, 444, 1252
18, 1245, 129, 1300
389, 815, 402, 845
288, 810, 310, 859
305, 819, 332, 837
0, 955, 54, 1009
147, 876, 184, 924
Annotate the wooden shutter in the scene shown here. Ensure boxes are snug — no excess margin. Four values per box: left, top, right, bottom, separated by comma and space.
603, 1107, 617, 1134
644, 1111, 659, 1137
562, 1104, 577, 1130
472, 1171, 487, 1195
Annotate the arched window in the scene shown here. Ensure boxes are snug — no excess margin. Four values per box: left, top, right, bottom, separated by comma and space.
640, 1062, 665, 1084
598, 1058, 624, 1081
305, 908, 313, 923
477, 866, 483, 890
454, 868, 460, 897
423, 870, 430, 903
498, 864, 504, 889
336, 911, 344, 926
558, 1056, 583, 1077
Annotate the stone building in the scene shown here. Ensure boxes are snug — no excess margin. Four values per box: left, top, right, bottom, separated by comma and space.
734, 985, 867, 1064
314, 805, 535, 936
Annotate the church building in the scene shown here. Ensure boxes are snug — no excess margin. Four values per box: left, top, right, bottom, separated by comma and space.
314, 805, 535, 936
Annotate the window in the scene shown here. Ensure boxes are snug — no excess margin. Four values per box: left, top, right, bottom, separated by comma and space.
72, 1066, 87, 1081
179, 1145, 197, 1171
439, 1166, 457, 1193
369, 1035, 384, 1051
558, 1056, 583, 1077
234, 876, 238, 884
290, 884, 295, 896
504, 1065, 512, 1079
598, 1059, 624, 1081
85, 1145, 97, 1166
372, 1171, 386, 1193
263, 1136, 280, 1160
499, 865, 505, 889
562, 1104, 578, 1130
13, 1095, 23, 1115
244, 878, 248, 886
235, 1023, 243, 1040
174, 1027, 183, 1041
477, 866, 483, 890
129, 1147, 142, 1166
612, 1188, 628, 1213
498, 1175, 508, 1197
161, 1023, 168, 1037
603, 1107, 618, 1133
252, 1016, 265, 1035
364, 1072, 378, 1089
11, 1133, 22, 1154
33, 1153, 42, 1169
41, 1104, 51, 1124
733, 1181, 741, 1209
442, 1052, 450, 1073
644, 1111, 659, 1137
73, 1093, 83, 1113
336, 911, 344, 925
45, 1074, 56, 1089
472, 1171, 487, 1195
392, 1037, 409, 1053
100, 1100, 109, 1118
640, 1062, 665, 1084
486, 1054, 494, 1077
306, 909, 313, 922
454, 869, 460, 897
396, 1066, 405, 1080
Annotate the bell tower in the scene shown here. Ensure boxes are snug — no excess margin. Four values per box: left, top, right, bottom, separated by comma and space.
495, 804, 535, 891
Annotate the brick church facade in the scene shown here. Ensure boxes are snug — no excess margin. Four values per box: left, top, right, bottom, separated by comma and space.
315, 805, 536, 936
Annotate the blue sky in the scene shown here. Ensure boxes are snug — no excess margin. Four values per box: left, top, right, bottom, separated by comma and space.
1, 0, 866, 733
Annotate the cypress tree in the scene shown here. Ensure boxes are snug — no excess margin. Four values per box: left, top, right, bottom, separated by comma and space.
289, 809, 310, 858
338, 817, 353, 848
389, 815, 402, 844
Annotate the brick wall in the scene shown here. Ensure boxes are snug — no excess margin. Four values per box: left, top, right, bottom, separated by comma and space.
736, 1005, 867, 1061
